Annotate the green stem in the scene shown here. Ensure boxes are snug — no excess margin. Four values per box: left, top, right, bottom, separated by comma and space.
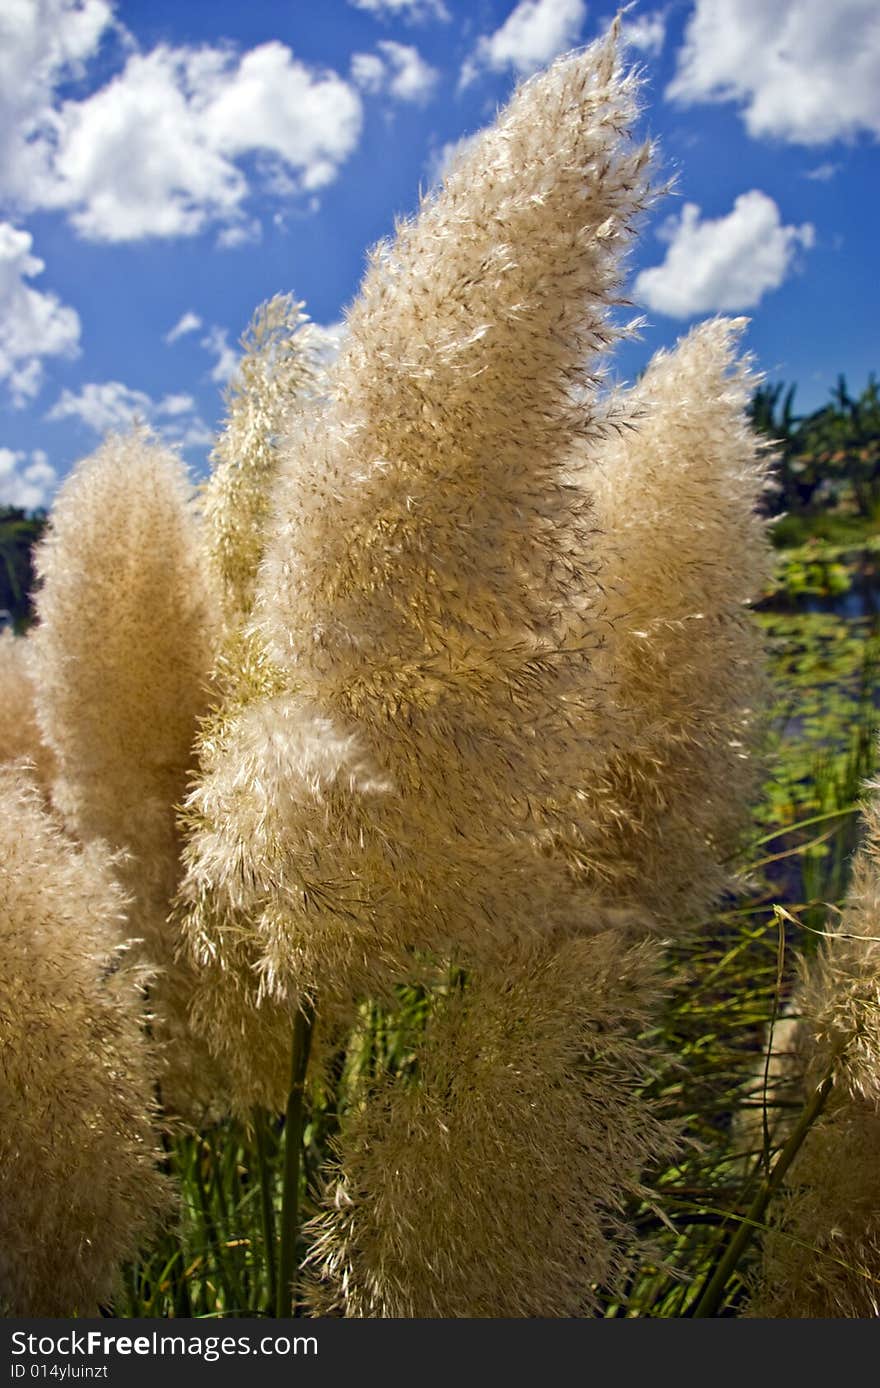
691, 1070, 834, 1318
254, 1108, 278, 1314
276, 999, 316, 1318
192, 1137, 233, 1312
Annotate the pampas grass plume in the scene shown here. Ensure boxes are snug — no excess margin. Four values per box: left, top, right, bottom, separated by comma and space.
180, 30, 655, 1032
306, 930, 676, 1317
0, 766, 168, 1315
581, 317, 773, 928
202, 293, 318, 621
0, 629, 56, 791
178, 294, 320, 1112
31, 429, 221, 1113
32, 429, 219, 893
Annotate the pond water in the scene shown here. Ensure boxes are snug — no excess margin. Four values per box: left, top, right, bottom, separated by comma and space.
754, 548, 880, 911
760, 548, 880, 621
797, 581, 880, 620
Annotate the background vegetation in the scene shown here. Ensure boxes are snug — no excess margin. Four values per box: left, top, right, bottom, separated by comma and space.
0, 507, 47, 633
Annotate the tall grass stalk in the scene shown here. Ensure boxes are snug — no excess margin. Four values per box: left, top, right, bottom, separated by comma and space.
254, 1111, 278, 1314
277, 1001, 316, 1318
691, 1070, 834, 1316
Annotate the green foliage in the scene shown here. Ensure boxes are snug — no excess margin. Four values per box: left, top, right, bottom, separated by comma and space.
611, 565, 880, 1317
752, 374, 880, 523
0, 506, 47, 632
801, 375, 880, 520
770, 509, 880, 550
116, 988, 436, 1317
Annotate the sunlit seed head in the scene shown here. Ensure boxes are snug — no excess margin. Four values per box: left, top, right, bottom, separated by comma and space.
0, 766, 169, 1315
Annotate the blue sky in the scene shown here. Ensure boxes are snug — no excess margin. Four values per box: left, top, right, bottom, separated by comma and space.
1, 0, 878, 509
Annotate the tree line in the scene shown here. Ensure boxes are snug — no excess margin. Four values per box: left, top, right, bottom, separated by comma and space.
0, 507, 47, 631
750, 373, 880, 520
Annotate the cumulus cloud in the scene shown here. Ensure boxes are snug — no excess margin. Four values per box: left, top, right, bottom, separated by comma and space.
165, 311, 203, 344
352, 40, 438, 102
633, 190, 814, 318
804, 162, 841, 182
157, 393, 195, 417
201, 327, 239, 385
309, 320, 349, 370
350, 52, 386, 94
169, 417, 215, 449
216, 218, 262, 250
0, 447, 58, 511
49, 381, 187, 432
0, 0, 118, 206
47, 380, 212, 449
47, 43, 362, 240
348, 0, 450, 20
0, 7, 364, 242
199, 43, 361, 185
621, 10, 666, 58
0, 223, 81, 407
667, 0, 880, 144
461, 0, 586, 86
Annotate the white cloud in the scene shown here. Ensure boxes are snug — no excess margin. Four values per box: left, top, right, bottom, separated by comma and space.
48, 380, 140, 433
200, 43, 362, 180
804, 162, 841, 182
1, 23, 363, 242
165, 311, 203, 344
0, 0, 115, 90
667, 0, 880, 145
39, 48, 241, 239
383, 41, 439, 101
352, 40, 438, 102
0, 222, 81, 407
158, 392, 195, 417
462, 0, 586, 86
201, 326, 239, 385
309, 320, 349, 370
621, 10, 666, 58
0, 0, 118, 206
348, 0, 450, 20
0, 447, 58, 511
47, 380, 211, 450
170, 417, 214, 449
7, 360, 44, 407
351, 52, 386, 95
216, 218, 262, 250
633, 191, 814, 318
